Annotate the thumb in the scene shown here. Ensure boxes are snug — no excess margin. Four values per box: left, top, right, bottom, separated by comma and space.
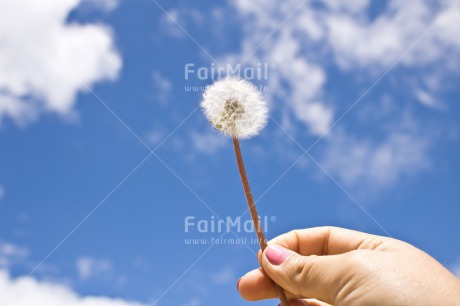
261, 245, 345, 304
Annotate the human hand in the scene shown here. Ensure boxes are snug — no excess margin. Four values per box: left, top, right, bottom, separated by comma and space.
237, 227, 460, 306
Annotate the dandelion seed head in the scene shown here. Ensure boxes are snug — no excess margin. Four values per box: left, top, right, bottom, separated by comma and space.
201, 77, 268, 139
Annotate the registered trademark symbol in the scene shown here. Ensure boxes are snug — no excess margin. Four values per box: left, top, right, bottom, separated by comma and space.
270, 216, 277, 222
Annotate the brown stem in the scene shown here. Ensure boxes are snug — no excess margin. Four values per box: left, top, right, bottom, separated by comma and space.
232, 136, 289, 306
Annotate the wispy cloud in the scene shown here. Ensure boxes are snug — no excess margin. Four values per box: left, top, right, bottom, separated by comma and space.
146, 128, 167, 147
81, 0, 118, 12
0, 185, 4, 201
152, 71, 173, 105
154, 265, 237, 305
190, 130, 227, 155
159, 8, 205, 39
322, 126, 431, 190
414, 88, 443, 109
210, 267, 235, 285
76, 257, 113, 281
227, 0, 460, 132
0, 241, 29, 268
180, 297, 201, 306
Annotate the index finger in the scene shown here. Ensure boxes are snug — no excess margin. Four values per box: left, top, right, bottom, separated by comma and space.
267, 226, 391, 256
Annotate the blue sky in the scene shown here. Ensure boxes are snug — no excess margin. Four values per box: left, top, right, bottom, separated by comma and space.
1, 0, 459, 305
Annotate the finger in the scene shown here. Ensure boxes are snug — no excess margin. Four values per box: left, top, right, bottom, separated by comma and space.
237, 268, 337, 304
238, 268, 298, 301
238, 268, 276, 301
268, 226, 389, 256
261, 244, 349, 304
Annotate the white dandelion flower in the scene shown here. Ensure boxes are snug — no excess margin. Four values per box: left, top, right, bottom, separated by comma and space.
201, 77, 268, 139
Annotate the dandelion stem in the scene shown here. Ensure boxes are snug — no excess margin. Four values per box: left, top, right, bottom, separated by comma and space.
232, 136, 289, 306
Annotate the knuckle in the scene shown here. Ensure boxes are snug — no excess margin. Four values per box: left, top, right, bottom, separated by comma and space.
291, 255, 318, 295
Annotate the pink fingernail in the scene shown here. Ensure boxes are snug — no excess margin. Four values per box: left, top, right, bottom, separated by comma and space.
265, 245, 291, 265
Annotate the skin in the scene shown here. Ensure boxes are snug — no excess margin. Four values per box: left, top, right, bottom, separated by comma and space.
237, 227, 460, 306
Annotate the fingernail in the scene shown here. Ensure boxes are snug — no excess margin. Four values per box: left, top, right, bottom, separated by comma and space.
265, 245, 292, 265
236, 277, 241, 292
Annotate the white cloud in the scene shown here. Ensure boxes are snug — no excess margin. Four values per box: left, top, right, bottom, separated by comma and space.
415, 88, 442, 109
180, 297, 201, 306
229, 0, 460, 102
322, 0, 370, 14
146, 128, 166, 147
76, 257, 113, 281
0, 241, 29, 268
267, 28, 333, 136
219, 8, 333, 136
322, 116, 431, 189
230, 0, 460, 93
221, 0, 460, 188
159, 9, 184, 39
325, 1, 460, 70
210, 267, 234, 285
132, 257, 151, 271
0, 0, 122, 126
190, 130, 227, 154
152, 71, 172, 105
159, 8, 204, 39
0, 269, 146, 306
81, 0, 118, 12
